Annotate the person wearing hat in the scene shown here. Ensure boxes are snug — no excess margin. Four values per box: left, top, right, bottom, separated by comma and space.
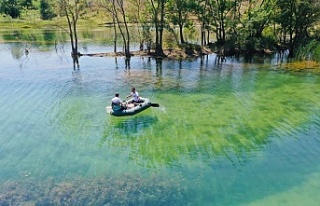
111, 93, 126, 111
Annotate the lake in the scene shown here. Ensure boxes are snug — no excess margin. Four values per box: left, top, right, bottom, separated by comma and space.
0, 33, 320, 205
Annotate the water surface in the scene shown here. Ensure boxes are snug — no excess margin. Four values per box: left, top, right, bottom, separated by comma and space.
0, 41, 320, 205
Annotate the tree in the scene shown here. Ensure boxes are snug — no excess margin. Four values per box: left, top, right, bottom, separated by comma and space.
210, 0, 230, 44
40, 0, 55, 20
167, 0, 193, 44
0, 0, 21, 18
21, 0, 33, 9
129, 0, 147, 51
57, 0, 86, 68
112, 0, 131, 57
275, 0, 320, 57
193, 0, 211, 46
148, 0, 167, 56
235, 0, 274, 42
100, 0, 131, 57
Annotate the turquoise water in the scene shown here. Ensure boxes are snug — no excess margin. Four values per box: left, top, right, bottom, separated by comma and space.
0, 42, 320, 205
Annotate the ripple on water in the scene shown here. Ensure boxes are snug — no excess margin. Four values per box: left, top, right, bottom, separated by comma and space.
1, 45, 320, 205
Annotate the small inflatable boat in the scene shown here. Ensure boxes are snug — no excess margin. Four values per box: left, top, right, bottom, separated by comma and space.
107, 97, 157, 116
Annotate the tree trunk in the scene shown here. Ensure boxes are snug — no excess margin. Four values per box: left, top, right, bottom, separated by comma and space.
150, 0, 165, 56
112, 15, 117, 52
157, 0, 165, 55
119, 1, 131, 57
179, 23, 185, 44
178, 11, 184, 44
201, 22, 205, 46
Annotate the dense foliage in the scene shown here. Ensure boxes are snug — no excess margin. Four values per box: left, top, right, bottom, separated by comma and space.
1, 0, 320, 60
39, 0, 55, 20
0, 0, 21, 18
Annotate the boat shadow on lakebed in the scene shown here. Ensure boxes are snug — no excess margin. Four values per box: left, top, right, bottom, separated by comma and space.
100, 115, 159, 145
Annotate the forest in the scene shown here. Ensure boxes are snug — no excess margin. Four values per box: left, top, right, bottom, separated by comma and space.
1, 0, 320, 61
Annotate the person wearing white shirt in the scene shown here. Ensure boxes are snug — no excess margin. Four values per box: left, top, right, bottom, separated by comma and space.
111, 93, 126, 111
127, 87, 142, 105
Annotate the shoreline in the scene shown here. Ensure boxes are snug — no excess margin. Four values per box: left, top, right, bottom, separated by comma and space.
79, 44, 281, 60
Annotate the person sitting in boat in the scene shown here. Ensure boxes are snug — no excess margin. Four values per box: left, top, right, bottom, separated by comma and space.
111, 93, 126, 111
126, 87, 143, 105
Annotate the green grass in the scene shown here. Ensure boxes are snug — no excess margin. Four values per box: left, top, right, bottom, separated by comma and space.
0, 9, 108, 31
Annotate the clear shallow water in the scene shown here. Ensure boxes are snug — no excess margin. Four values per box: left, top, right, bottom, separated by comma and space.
0, 42, 320, 205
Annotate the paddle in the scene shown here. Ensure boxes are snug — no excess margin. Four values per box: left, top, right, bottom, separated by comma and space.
150, 103, 160, 107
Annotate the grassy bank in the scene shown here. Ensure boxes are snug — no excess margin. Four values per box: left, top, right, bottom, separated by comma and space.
0, 10, 107, 31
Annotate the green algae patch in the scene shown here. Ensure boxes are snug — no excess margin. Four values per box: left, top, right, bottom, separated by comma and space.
278, 61, 320, 72
102, 69, 320, 167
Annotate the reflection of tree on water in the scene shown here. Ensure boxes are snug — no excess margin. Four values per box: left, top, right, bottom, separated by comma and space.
10, 43, 24, 60
19, 47, 30, 68
155, 58, 163, 73
72, 69, 83, 84
155, 58, 163, 88
42, 30, 57, 47
72, 54, 80, 70
214, 54, 226, 64
125, 57, 131, 69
